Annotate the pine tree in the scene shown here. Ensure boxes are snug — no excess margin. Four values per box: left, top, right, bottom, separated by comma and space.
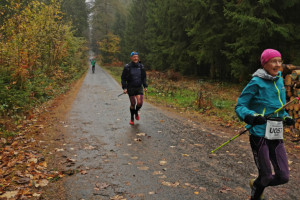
223, 0, 300, 81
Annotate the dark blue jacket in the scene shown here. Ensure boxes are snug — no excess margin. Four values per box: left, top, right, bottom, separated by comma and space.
121, 62, 148, 89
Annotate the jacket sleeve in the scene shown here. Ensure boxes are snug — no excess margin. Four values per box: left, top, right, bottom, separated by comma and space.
141, 65, 148, 88
121, 65, 129, 89
235, 78, 258, 121
279, 77, 290, 117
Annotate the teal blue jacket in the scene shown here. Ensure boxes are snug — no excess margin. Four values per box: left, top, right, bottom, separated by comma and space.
91, 59, 96, 66
235, 69, 289, 137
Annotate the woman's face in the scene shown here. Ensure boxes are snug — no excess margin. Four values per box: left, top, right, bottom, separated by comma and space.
263, 57, 283, 77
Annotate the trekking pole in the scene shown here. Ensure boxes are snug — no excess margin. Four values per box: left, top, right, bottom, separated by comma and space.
118, 93, 125, 97
210, 97, 299, 154
145, 89, 147, 99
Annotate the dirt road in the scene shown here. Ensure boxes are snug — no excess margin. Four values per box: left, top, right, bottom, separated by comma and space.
42, 64, 299, 200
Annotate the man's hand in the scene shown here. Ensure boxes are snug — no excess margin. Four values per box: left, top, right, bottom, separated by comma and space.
123, 89, 127, 94
144, 88, 147, 92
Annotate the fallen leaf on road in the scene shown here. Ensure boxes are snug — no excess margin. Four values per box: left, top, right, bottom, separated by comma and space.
194, 144, 204, 147
153, 171, 163, 175
39, 179, 49, 187
33, 193, 41, 197
159, 175, 167, 179
199, 187, 207, 192
84, 145, 95, 150
67, 158, 76, 162
35, 179, 49, 187
159, 160, 167, 166
95, 183, 110, 189
138, 166, 149, 171
125, 182, 131, 186
136, 161, 144, 165
131, 156, 138, 160
110, 195, 126, 200
134, 138, 142, 142
161, 181, 179, 187
149, 191, 155, 195
39, 161, 47, 168
1, 137, 7, 144
136, 133, 146, 136
55, 148, 64, 152
194, 192, 199, 195
182, 154, 189, 157
219, 186, 232, 193
28, 158, 38, 163
170, 146, 176, 148
0, 191, 19, 199
15, 177, 30, 184
80, 170, 88, 175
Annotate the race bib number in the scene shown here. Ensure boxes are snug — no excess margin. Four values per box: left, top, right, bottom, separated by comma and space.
265, 119, 283, 140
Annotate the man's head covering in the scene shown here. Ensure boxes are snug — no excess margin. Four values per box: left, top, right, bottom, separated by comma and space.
260, 49, 281, 67
130, 51, 139, 57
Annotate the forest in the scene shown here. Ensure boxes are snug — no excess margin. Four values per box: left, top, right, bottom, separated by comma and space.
90, 0, 300, 81
1, 0, 300, 120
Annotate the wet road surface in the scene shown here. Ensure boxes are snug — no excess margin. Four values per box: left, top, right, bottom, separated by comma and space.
48, 64, 299, 200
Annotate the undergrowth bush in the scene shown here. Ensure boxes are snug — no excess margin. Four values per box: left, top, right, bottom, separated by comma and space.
0, 0, 87, 124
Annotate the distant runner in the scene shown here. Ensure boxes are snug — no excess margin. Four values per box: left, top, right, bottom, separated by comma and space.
235, 49, 294, 200
90, 57, 96, 73
121, 51, 148, 125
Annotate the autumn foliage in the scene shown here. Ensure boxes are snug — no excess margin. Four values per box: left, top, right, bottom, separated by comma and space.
0, 0, 87, 119
98, 32, 121, 65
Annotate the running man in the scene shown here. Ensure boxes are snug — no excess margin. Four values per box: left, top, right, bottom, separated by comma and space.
235, 49, 294, 200
90, 57, 96, 73
121, 51, 148, 125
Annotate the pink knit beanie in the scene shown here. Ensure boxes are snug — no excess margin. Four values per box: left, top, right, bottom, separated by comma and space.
260, 49, 281, 66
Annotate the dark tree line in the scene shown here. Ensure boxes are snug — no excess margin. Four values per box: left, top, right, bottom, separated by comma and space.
114, 0, 300, 81
61, 0, 89, 38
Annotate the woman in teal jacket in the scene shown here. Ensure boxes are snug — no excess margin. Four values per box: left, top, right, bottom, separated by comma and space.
235, 49, 294, 200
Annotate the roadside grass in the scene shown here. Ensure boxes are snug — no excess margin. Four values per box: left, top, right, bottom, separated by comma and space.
0, 128, 18, 138
102, 66, 244, 127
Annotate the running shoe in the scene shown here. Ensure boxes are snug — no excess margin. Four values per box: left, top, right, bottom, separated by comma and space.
129, 120, 134, 125
135, 113, 140, 120
249, 179, 265, 200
